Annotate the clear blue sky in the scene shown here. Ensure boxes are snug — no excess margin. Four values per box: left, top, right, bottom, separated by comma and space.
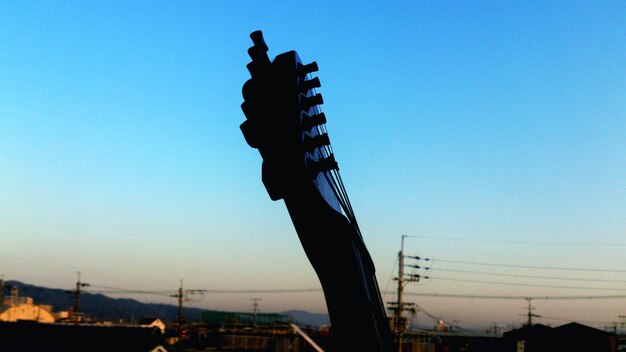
1, 1, 625, 331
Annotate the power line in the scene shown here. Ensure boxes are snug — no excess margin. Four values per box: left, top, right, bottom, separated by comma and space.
87, 286, 626, 299
89, 283, 626, 298
94, 286, 626, 299
89, 290, 174, 297
90, 285, 323, 297
382, 256, 399, 303
88, 284, 176, 297
89, 284, 174, 293
199, 288, 323, 294
539, 314, 613, 326
412, 235, 626, 247
414, 303, 483, 336
408, 296, 623, 331
432, 267, 626, 283
426, 276, 626, 292
430, 258, 626, 273
397, 292, 626, 300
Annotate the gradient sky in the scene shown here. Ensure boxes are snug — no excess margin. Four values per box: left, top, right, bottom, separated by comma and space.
1, 1, 625, 332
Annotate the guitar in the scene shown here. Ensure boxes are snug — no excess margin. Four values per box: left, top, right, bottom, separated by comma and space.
240, 30, 394, 352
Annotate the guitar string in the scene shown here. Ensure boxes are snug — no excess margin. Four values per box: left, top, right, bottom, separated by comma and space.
310, 110, 350, 214
303, 72, 362, 235
306, 91, 353, 221
308, 95, 359, 231
309, 103, 349, 211
306, 77, 380, 307
305, 77, 383, 318
306, 81, 342, 206
317, 119, 360, 231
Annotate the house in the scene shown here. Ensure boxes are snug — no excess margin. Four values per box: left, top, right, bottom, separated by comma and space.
554, 322, 617, 352
502, 322, 617, 352
138, 317, 166, 333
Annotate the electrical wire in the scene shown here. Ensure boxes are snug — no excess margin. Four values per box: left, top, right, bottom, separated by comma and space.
432, 267, 626, 283
88, 284, 176, 297
538, 315, 616, 326
397, 292, 626, 300
414, 303, 484, 336
83, 284, 626, 301
427, 276, 626, 292
429, 258, 626, 273
200, 288, 323, 294
412, 235, 626, 247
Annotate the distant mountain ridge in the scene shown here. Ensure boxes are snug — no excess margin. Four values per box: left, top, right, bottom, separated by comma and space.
284, 310, 330, 327
2, 280, 329, 326
3, 280, 207, 322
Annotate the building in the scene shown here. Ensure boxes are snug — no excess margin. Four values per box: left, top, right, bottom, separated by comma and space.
0, 287, 57, 323
503, 322, 617, 352
138, 317, 166, 334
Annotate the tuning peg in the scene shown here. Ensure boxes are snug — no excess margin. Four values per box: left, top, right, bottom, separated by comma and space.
250, 30, 268, 53
246, 61, 269, 78
247, 31, 270, 66
303, 133, 330, 153
307, 154, 339, 175
240, 119, 261, 148
241, 94, 267, 121
241, 75, 269, 148
298, 61, 318, 77
302, 112, 327, 131
241, 78, 265, 101
299, 77, 321, 93
246, 62, 257, 77
248, 45, 270, 65
300, 93, 323, 111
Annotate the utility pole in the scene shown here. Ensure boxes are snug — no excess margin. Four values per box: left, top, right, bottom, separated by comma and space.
396, 235, 405, 339
11, 286, 18, 306
251, 298, 261, 327
391, 235, 408, 352
524, 298, 540, 327
387, 235, 423, 352
0, 277, 4, 304
178, 279, 183, 329
171, 278, 184, 349
170, 279, 206, 350
487, 322, 500, 336
452, 320, 462, 333
72, 272, 89, 323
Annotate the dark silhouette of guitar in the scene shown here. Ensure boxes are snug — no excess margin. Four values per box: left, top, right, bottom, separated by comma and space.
240, 30, 394, 352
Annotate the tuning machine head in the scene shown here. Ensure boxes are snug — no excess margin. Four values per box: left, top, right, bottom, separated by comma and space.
299, 61, 319, 77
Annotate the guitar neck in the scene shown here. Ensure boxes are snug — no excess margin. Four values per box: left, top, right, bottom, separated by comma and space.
283, 178, 394, 352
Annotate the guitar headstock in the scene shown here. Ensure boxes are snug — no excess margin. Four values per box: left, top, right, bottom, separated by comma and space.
240, 30, 343, 214
239, 32, 394, 352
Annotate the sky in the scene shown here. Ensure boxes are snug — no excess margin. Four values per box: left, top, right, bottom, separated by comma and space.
1, 1, 625, 332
